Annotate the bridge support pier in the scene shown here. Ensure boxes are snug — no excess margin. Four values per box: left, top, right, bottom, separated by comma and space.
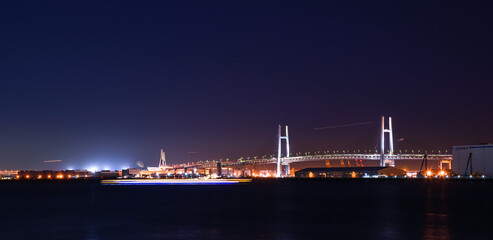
380, 116, 395, 167
277, 125, 290, 177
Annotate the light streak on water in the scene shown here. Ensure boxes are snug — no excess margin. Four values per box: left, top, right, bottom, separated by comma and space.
101, 179, 251, 185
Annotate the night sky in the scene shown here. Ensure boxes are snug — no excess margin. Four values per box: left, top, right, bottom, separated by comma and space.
1, 1, 492, 170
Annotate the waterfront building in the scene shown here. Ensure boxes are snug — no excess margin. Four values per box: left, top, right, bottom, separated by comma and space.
453, 144, 493, 176
16, 170, 92, 179
295, 167, 405, 178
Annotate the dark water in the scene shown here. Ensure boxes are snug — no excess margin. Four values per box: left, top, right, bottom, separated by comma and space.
1, 179, 492, 240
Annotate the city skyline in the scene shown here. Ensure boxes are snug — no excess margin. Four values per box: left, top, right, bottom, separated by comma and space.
1, 1, 492, 170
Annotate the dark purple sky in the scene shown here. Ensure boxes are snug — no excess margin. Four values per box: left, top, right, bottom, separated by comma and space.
1, 1, 492, 170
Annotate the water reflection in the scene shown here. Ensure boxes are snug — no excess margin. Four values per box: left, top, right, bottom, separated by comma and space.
0, 181, 490, 239
423, 184, 450, 240
85, 223, 98, 240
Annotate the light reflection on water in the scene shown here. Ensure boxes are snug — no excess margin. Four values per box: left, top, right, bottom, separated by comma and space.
86, 223, 98, 240
423, 184, 450, 240
0, 180, 491, 239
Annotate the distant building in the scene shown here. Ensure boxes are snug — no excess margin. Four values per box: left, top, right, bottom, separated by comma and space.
122, 168, 141, 177
0, 170, 18, 179
453, 144, 493, 176
295, 167, 405, 178
16, 170, 92, 179
94, 170, 121, 179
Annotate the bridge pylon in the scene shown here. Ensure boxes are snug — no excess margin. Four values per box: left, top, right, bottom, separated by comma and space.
159, 148, 166, 169
380, 116, 395, 167
277, 125, 290, 177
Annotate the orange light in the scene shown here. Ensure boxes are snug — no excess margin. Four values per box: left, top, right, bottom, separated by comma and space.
438, 170, 446, 176
47, 175, 52, 179
426, 171, 432, 176
26, 175, 30, 179
68, 175, 71, 178
16, 175, 20, 179
38, 175, 42, 179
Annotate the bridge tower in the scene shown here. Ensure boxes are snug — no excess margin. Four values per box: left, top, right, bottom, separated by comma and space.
277, 125, 290, 177
380, 116, 394, 167
159, 149, 166, 169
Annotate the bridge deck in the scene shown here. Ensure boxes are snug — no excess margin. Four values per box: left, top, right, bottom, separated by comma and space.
165, 154, 452, 169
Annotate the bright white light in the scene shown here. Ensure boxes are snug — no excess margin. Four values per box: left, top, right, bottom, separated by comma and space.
88, 167, 98, 173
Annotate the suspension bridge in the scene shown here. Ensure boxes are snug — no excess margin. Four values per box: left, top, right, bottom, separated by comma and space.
150, 116, 452, 177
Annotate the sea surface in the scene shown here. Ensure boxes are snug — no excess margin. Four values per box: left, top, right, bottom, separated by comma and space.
1, 179, 492, 240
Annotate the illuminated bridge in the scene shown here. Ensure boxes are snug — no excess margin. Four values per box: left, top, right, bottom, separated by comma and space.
152, 116, 452, 177
155, 153, 452, 177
